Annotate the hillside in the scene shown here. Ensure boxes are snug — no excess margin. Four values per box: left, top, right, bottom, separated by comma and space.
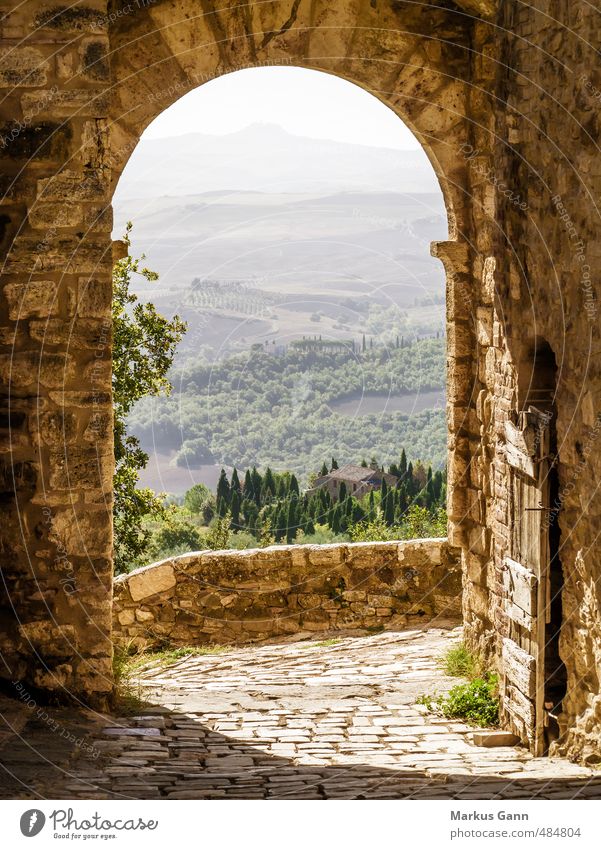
129, 337, 446, 492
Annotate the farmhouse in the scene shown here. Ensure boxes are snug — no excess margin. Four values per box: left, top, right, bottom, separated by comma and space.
308, 464, 399, 501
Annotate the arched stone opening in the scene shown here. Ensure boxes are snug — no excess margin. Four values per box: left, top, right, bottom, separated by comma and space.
1, 0, 483, 710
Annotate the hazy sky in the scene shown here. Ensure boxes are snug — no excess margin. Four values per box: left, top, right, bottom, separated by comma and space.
143, 66, 420, 149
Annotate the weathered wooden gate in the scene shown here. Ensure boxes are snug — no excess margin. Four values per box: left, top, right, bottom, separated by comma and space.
501, 407, 552, 755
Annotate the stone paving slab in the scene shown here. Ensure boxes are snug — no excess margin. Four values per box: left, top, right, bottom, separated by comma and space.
3, 624, 601, 799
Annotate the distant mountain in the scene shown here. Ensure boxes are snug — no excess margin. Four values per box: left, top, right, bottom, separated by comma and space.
113, 125, 448, 360
113, 123, 441, 200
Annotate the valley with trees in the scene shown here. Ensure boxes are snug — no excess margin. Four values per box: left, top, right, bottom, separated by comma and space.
112, 124, 449, 573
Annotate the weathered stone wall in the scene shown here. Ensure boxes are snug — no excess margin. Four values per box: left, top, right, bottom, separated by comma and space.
0, 0, 478, 707
459, 3, 601, 764
500, 3, 601, 764
113, 540, 461, 648
0, 2, 115, 706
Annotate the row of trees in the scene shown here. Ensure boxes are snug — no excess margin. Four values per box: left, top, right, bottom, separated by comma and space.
188, 454, 447, 545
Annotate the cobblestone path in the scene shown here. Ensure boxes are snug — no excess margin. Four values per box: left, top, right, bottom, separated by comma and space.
3, 624, 601, 799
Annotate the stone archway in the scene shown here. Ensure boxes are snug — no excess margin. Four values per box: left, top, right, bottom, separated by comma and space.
1, 0, 488, 709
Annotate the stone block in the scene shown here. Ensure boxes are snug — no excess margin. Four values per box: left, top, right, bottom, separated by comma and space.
472, 730, 521, 748
128, 562, 177, 602
49, 508, 112, 557
0, 351, 76, 388
76, 278, 112, 317
48, 446, 112, 491
136, 609, 155, 623
28, 202, 83, 229
3, 280, 58, 320
117, 609, 135, 626
34, 411, 79, 446
0, 47, 47, 87
29, 318, 108, 349
21, 89, 109, 119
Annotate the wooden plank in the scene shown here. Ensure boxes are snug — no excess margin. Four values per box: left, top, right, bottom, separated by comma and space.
502, 637, 536, 698
505, 420, 536, 456
504, 682, 536, 729
505, 601, 534, 630
505, 441, 536, 479
503, 557, 537, 616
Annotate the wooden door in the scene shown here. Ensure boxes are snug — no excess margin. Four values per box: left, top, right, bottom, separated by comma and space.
501, 407, 551, 755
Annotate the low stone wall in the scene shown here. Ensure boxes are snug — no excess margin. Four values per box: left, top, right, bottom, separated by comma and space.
112, 539, 462, 649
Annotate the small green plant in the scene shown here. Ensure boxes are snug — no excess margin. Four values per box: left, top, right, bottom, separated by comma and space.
348, 510, 392, 542
112, 642, 231, 713
204, 513, 232, 550
138, 644, 231, 669
438, 675, 499, 726
112, 641, 148, 714
312, 638, 341, 648
415, 693, 434, 710
441, 642, 482, 679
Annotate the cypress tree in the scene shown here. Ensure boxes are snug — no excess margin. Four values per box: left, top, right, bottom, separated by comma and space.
274, 506, 286, 542
368, 490, 376, 518
251, 467, 262, 505
262, 466, 275, 499
230, 467, 241, 495
352, 501, 365, 523
320, 462, 329, 477
216, 469, 230, 507
397, 484, 408, 517
407, 461, 414, 493
426, 478, 435, 509
331, 505, 341, 534
338, 481, 347, 502
286, 499, 297, 544
216, 498, 230, 519
230, 489, 241, 527
244, 468, 253, 500
289, 474, 300, 497
400, 449, 407, 477
381, 477, 388, 501
331, 457, 339, 471
384, 489, 395, 526
362, 333, 366, 352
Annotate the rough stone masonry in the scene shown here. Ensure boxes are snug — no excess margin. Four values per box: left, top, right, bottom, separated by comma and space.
0, 1, 600, 764
112, 540, 462, 648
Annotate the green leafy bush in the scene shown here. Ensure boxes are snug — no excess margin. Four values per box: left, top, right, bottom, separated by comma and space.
435, 675, 499, 727
348, 511, 393, 542
399, 505, 447, 538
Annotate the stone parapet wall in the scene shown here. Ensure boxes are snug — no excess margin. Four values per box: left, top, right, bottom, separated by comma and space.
113, 539, 461, 649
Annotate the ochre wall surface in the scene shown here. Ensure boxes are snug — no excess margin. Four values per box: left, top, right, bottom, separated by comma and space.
1, 1, 600, 763
112, 539, 462, 648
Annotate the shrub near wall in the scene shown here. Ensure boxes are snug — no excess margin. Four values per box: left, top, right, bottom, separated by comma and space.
112, 539, 462, 649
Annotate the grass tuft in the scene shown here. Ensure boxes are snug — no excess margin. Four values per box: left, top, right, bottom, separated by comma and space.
440, 641, 483, 679
111, 643, 231, 714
